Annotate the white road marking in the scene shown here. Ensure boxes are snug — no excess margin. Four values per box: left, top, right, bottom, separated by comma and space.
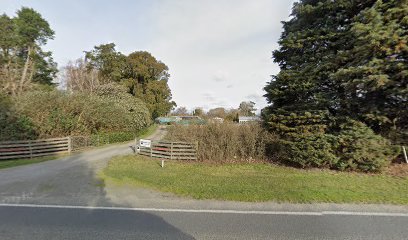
0, 203, 407, 217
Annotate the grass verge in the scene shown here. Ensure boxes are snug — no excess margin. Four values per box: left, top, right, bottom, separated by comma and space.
0, 155, 64, 170
102, 155, 408, 204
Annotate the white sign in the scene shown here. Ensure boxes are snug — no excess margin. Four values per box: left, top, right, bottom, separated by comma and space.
139, 139, 151, 148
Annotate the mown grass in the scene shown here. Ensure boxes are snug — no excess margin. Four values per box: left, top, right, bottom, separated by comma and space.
102, 155, 408, 204
0, 155, 62, 169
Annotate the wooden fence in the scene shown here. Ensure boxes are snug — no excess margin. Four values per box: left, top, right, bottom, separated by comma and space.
0, 137, 71, 160
139, 141, 197, 160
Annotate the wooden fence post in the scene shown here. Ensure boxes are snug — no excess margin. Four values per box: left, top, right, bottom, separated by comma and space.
68, 136, 72, 154
170, 142, 173, 160
29, 140, 33, 159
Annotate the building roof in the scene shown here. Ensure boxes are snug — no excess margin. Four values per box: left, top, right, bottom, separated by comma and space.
239, 116, 260, 121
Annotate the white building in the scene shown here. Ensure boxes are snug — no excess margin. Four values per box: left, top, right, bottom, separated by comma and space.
238, 116, 261, 124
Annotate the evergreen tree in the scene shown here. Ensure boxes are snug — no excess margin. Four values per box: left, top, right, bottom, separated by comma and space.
0, 7, 57, 95
264, 0, 407, 135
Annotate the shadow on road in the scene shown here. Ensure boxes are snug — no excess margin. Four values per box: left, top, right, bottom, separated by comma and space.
0, 206, 195, 240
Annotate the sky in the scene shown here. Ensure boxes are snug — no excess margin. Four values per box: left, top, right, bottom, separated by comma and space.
1, 0, 295, 112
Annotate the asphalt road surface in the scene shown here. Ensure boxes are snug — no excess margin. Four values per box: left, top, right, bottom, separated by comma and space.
1, 126, 407, 239
0, 205, 407, 240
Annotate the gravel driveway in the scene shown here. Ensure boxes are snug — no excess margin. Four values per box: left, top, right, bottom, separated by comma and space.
0, 126, 167, 206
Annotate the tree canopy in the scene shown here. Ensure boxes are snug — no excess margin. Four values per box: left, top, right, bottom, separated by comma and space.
238, 101, 256, 116
264, 0, 407, 136
80, 43, 176, 119
0, 7, 57, 95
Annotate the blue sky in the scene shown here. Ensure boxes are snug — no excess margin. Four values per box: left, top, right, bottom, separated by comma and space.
1, 0, 295, 112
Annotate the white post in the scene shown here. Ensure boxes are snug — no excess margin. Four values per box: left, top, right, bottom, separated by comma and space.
161, 160, 164, 168
402, 146, 408, 164
134, 138, 138, 154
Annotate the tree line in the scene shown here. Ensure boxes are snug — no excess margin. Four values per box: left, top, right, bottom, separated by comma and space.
0, 7, 175, 140
171, 101, 257, 121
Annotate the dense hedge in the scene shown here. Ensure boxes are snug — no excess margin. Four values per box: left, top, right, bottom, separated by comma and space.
266, 113, 400, 172
13, 86, 151, 138
0, 93, 37, 141
165, 123, 273, 162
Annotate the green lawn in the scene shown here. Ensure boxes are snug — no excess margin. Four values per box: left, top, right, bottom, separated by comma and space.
0, 155, 62, 169
102, 155, 408, 204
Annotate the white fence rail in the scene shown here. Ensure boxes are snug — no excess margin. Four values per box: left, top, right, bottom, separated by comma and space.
0, 137, 71, 160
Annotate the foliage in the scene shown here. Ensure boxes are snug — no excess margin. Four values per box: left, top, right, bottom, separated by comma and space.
207, 107, 227, 118
271, 134, 339, 169
334, 120, 400, 172
102, 155, 408, 204
125, 51, 176, 119
171, 106, 189, 116
83, 44, 176, 119
14, 88, 150, 138
238, 101, 256, 116
266, 113, 399, 172
84, 43, 127, 83
94, 83, 151, 131
263, 0, 407, 135
64, 58, 100, 93
0, 7, 57, 95
0, 92, 37, 140
165, 123, 273, 162
192, 108, 204, 117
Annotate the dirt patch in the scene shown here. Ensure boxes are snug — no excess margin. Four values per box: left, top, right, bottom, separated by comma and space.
386, 164, 408, 178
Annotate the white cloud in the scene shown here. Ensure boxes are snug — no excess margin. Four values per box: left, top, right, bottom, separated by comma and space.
212, 70, 230, 82
1, 0, 295, 112
145, 0, 294, 111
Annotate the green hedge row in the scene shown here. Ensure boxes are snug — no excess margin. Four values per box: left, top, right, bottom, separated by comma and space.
266, 113, 400, 172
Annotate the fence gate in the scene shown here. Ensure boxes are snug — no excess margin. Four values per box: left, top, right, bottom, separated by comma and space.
138, 141, 197, 160
0, 137, 71, 160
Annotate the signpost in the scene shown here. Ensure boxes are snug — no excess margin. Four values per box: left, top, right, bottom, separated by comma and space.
139, 139, 152, 148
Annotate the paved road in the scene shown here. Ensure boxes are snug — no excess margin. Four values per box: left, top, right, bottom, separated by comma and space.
0, 205, 407, 240
0, 125, 407, 239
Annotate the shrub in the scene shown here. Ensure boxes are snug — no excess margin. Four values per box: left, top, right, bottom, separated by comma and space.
334, 120, 400, 172
267, 115, 399, 172
94, 84, 151, 131
165, 123, 274, 163
91, 132, 135, 145
14, 87, 151, 138
0, 93, 37, 141
270, 134, 339, 168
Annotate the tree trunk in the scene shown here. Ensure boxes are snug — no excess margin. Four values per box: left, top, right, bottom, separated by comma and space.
19, 46, 32, 94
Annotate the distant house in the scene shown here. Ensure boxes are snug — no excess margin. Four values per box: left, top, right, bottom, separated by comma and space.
238, 116, 260, 124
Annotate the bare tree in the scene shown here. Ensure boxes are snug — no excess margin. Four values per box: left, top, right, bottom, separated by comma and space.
63, 59, 100, 93
171, 106, 190, 116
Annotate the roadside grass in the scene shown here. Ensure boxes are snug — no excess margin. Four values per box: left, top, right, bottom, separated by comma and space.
102, 155, 408, 204
0, 155, 64, 170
